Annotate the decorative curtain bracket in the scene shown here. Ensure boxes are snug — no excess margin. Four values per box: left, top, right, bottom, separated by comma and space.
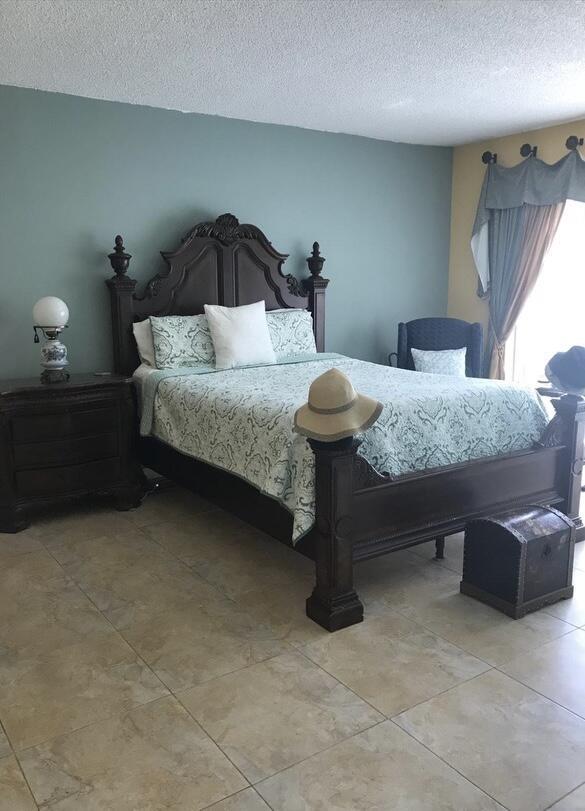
566, 135, 584, 151
520, 143, 538, 159
481, 151, 497, 165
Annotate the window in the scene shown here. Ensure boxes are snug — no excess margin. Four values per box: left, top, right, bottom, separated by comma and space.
505, 200, 585, 386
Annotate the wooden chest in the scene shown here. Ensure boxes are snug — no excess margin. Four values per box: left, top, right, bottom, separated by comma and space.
460, 505, 575, 618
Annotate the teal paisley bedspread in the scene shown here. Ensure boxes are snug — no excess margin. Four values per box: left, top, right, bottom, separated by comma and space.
139, 355, 549, 542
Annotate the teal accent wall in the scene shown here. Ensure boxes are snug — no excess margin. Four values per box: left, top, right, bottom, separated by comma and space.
0, 84, 452, 378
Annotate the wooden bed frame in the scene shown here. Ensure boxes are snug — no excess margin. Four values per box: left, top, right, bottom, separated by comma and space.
106, 213, 585, 631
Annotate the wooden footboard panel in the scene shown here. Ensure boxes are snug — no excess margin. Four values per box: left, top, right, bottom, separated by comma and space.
352, 446, 567, 561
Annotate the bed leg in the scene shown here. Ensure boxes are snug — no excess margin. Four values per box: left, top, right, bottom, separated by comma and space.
306, 438, 363, 632
435, 536, 445, 559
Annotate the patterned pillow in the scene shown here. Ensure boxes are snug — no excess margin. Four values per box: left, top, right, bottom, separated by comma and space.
411, 347, 467, 377
266, 309, 317, 357
150, 315, 215, 369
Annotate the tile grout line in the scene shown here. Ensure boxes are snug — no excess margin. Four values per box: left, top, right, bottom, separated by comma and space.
290, 645, 390, 720
172, 649, 386, 793
493, 662, 585, 725
0, 716, 40, 810
131, 493, 320, 606
543, 777, 585, 810
389, 667, 494, 721
540, 607, 583, 628
199, 786, 275, 811
385, 662, 526, 805
135, 518, 267, 608
387, 717, 511, 811
290, 638, 494, 723
389, 653, 585, 811
39, 536, 172, 692
362, 603, 499, 671
13, 694, 171, 759
173, 693, 254, 797
253, 719, 389, 792
386, 595, 576, 670
243, 711, 504, 809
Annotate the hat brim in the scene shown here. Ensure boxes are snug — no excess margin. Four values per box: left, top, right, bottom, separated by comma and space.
545, 363, 585, 396
294, 393, 383, 442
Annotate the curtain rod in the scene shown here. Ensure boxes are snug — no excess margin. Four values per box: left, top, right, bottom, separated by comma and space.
481, 135, 583, 164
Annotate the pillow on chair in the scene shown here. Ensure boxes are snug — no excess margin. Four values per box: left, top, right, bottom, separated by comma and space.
411, 347, 467, 377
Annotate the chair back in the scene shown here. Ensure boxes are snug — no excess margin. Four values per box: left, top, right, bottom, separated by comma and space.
396, 317, 483, 378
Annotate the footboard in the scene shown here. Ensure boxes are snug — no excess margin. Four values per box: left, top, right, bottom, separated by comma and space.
306, 394, 585, 631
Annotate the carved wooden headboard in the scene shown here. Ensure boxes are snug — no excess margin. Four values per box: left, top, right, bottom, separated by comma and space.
106, 213, 329, 375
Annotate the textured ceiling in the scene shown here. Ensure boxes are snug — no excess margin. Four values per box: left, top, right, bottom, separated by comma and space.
1, 0, 585, 145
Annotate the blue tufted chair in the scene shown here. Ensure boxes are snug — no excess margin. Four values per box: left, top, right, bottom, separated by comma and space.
390, 317, 483, 379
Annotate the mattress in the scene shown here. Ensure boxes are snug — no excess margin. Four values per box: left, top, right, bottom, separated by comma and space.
136, 354, 549, 542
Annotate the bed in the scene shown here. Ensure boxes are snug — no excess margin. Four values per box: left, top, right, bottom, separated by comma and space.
106, 213, 585, 631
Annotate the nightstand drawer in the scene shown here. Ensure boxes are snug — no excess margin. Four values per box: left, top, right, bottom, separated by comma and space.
11, 406, 117, 444
13, 433, 118, 470
15, 458, 122, 498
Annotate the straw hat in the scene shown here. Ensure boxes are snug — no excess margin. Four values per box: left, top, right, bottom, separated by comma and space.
294, 368, 383, 442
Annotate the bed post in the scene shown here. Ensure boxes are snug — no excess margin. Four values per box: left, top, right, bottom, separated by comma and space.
106, 236, 137, 375
549, 395, 585, 541
306, 437, 363, 631
304, 243, 329, 352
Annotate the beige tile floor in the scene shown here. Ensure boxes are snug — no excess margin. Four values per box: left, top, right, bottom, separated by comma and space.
1, 487, 585, 810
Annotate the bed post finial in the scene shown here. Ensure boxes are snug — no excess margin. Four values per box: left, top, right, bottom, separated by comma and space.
106, 235, 137, 375
307, 242, 325, 277
303, 242, 329, 353
108, 235, 132, 277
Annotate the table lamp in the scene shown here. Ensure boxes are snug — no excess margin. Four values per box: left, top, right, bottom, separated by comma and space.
33, 297, 70, 383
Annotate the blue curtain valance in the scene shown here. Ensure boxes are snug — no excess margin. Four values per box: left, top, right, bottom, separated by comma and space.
472, 150, 585, 293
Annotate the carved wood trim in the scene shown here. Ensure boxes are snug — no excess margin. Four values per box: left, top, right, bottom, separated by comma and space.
352, 452, 392, 489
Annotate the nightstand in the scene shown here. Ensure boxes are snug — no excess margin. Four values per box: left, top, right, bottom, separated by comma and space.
0, 374, 143, 532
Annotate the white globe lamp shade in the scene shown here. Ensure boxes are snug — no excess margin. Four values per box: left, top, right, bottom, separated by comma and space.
33, 297, 69, 328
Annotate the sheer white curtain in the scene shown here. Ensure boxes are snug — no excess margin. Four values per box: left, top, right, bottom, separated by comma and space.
506, 200, 585, 385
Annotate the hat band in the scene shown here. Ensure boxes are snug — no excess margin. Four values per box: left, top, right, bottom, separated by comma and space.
308, 394, 358, 415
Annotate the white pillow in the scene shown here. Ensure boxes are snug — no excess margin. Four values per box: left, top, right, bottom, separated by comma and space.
411, 347, 467, 377
204, 301, 276, 370
132, 319, 156, 367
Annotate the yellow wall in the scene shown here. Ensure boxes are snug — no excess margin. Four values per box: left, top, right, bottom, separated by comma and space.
448, 118, 585, 329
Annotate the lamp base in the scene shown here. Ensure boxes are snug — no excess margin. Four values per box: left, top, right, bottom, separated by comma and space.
40, 368, 70, 384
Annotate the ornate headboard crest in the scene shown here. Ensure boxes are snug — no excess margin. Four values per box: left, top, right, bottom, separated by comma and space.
184, 212, 265, 244
106, 213, 329, 375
